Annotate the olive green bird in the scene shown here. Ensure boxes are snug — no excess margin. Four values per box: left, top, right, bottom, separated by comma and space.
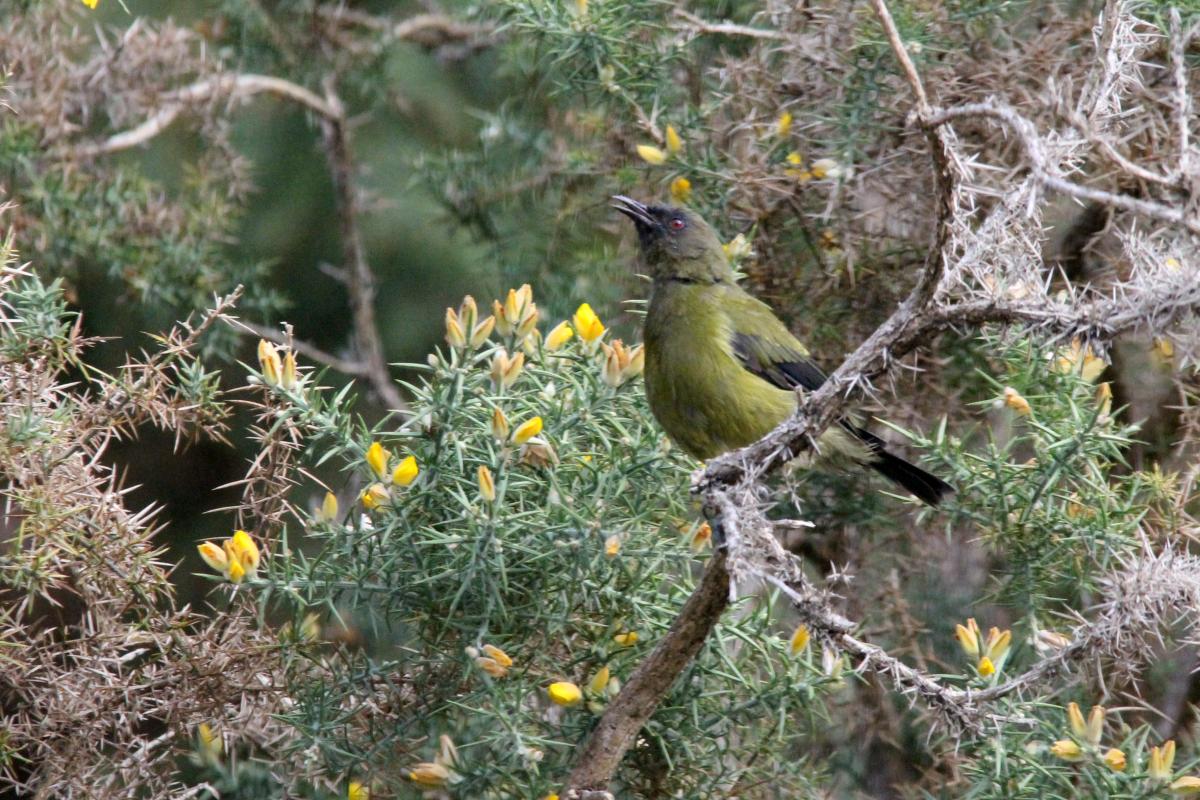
612, 196, 952, 506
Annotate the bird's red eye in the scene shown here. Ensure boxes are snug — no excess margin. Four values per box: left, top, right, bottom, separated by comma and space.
669, 218, 686, 230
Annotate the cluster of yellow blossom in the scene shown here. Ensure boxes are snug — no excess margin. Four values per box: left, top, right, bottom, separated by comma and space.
405, 734, 462, 789
636, 124, 684, 165
316, 491, 339, 523
257, 339, 299, 392
586, 663, 621, 712
445, 295, 496, 351
784, 152, 843, 182
467, 643, 514, 678
600, 339, 645, 388
197, 530, 261, 584
955, 618, 1011, 677
1047, 704, 1200, 789
547, 681, 583, 707
347, 780, 370, 800
360, 441, 419, 510
669, 177, 692, 203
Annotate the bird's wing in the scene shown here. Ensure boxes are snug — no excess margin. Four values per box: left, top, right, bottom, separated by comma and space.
724, 291, 827, 393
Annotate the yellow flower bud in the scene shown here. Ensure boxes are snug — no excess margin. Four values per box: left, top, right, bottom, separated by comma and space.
665, 125, 682, 155
1049, 739, 1083, 762
809, 157, 842, 179
776, 111, 793, 137
257, 339, 282, 386
476, 656, 508, 677
361, 482, 391, 510
1151, 740, 1177, 780
1085, 704, 1105, 745
790, 624, 810, 655
490, 349, 525, 391
604, 534, 621, 557
477, 465, 496, 503
320, 491, 339, 523
492, 299, 512, 336
517, 305, 540, 341
512, 416, 543, 446
1096, 381, 1112, 415
669, 177, 692, 203
547, 681, 582, 706
1171, 777, 1200, 795
636, 144, 667, 165
502, 288, 522, 326
977, 656, 995, 677
1003, 386, 1031, 415
1067, 702, 1087, 739
588, 665, 610, 695
281, 350, 298, 390
445, 308, 466, 348
459, 295, 478, 332
197, 541, 229, 574
226, 554, 246, 584
983, 626, 1011, 668
613, 631, 638, 647
470, 315, 496, 348
365, 442, 389, 479
482, 644, 513, 668
407, 762, 451, 787
544, 321, 574, 351
491, 407, 510, 442
81, 0, 99, 8
573, 303, 605, 344
690, 521, 712, 551
392, 455, 419, 487
348, 780, 370, 800
198, 723, 222, 760
1103, 748, 1126, 772
955, 618, 981, 660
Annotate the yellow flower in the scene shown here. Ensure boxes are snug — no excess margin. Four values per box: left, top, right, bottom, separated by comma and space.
1049, 739, 1083, 762
722, 233, 754, 261
470, 315, 496, 349
543, 795, 560, 800
320, 491, 339, 523
1067, 702, 1087, 738
977, 656, 995, 677
257, 339, 282, 386
665, 125, 683, 155
1096, 381, 1112, 415
604, 534, 621, 557
613, 631, 638, 647
512, 416, 543, 445
1171, 777, 1200, 795
348, 781, 370, 800
81, 0, 99, 7
1003, 386, 1031, 415
1084, 705, 1105, 745
392, 455, 419, 487
669, 176, 692, 204
445, 307, 467, 348
476, 656, 508, 678
197, 541, 229, 574
365, 441, 389, 479
1150, 740, 1177, 780
477, 465, 496, 504
548, 681, 583, 706
1103, 747, 1126, 772
407, 762, 451, 787
490, 349, 525, 390
983, 626, 1012, 670
955, 618, 981, 660
573, 303, 605, 343
198, 723, 222, 760
482, 644, 513, 668
230, 530, 260, 575
690, 521, 712, 551
361, 482, 391, 510
491, 407, 510, 442
790, 624, 810, 655
521, 438, 559, 468
226, 554, 246, 584
588, 665, 611, 695
545, 321, 574, 351
636, 144, 667, 165
281, 350, 298, 391
809, 157, 843, 179
784, 151, 810, 180
776, 111, 793, 137
1054, 338, 1106, 381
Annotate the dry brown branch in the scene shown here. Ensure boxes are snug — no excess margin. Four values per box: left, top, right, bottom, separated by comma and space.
318, 81, 408, 413
234, 319, 374, 378
668, 9, 789, 41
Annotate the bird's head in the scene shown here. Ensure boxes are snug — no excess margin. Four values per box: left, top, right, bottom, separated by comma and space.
611, 196, 732, 283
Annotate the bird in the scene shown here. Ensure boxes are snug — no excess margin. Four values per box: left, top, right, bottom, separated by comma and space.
611, 195, 953, 506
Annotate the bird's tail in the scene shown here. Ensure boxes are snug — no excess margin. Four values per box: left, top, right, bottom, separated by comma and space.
869, 449, 954, 507
844, 423, 954, 506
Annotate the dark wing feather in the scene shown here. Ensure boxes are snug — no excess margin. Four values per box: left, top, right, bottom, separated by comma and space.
730, 331, 826, 393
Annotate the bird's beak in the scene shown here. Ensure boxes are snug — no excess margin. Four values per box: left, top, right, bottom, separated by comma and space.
611, 195, 658, 229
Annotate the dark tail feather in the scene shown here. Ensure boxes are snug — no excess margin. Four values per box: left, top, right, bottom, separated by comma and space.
869, 449, 954, 507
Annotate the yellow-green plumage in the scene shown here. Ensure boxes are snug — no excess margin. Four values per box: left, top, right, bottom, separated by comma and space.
613, 195, 952, 506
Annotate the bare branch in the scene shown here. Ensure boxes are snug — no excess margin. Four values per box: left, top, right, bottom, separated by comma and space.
232, 319, 374, 379
669, 9, 789, 41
